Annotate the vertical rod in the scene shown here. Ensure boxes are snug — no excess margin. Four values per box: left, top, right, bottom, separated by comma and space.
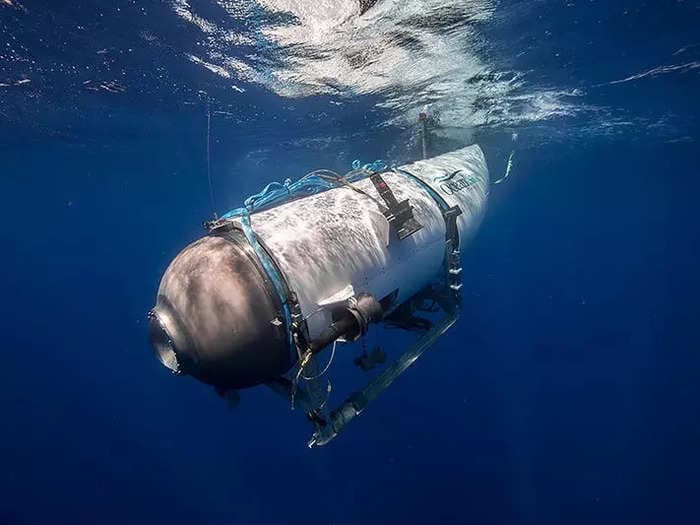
419, 110, 428, 159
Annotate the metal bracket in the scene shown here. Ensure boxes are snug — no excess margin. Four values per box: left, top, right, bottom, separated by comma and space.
203, 217, 235, 233
443, 206, 463, 301
369, 172, 423, 240
307, 305, 459, 447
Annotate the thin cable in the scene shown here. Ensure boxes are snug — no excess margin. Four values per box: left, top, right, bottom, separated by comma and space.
290, 344, 336, 410
302, 340, 337, 381
205, 99, 218, 219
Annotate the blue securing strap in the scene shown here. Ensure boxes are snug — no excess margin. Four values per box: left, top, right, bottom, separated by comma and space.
237, 211, 295, 356
220, 167, 375, 359
393, 167, 450, 212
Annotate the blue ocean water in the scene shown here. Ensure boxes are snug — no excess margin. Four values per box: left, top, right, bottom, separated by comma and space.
1, 1, 699, 524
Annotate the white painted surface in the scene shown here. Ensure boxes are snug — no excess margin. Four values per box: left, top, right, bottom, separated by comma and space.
246, 145, 489, 339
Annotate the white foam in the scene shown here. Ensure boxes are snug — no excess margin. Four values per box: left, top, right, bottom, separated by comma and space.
171, 0, 589, 132
607, 62, 700, 85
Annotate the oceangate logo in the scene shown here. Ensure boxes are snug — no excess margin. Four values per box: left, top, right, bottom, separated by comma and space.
437, 170, 480, 196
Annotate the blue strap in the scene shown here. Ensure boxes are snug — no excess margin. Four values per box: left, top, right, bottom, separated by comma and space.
393, 167, 450, 212
219, 166, 381, 358
237, 211, 295, 356
220, 169, 372, 359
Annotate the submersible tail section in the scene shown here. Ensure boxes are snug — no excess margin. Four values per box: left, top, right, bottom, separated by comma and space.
148, 145, 489, 446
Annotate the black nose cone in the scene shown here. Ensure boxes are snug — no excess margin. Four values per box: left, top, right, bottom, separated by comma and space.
149, 231, 293, 389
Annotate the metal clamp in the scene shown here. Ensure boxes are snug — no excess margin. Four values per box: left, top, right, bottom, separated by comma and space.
393, 168, 463, 300
369, 172, 423, 240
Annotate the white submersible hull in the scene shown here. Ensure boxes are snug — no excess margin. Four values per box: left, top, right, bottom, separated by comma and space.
148, 145, 489, 445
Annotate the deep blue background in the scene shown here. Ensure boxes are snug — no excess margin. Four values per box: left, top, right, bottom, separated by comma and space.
2, 1, 699, 524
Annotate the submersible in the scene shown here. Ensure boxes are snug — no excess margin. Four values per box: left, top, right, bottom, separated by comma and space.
149, 145, 489, 446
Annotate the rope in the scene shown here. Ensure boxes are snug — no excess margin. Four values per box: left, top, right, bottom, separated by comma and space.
493, 132, 518, 185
